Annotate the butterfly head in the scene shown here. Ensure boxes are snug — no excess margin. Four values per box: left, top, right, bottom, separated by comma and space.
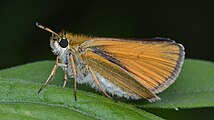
36, 22, 70, 56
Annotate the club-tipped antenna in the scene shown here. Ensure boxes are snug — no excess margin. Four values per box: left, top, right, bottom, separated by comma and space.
36, 22, 61, 39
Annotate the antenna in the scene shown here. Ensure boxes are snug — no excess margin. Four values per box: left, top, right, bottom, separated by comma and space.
36, 22, 61, 39
61, 30, 67, 38
64, 30, 66, 38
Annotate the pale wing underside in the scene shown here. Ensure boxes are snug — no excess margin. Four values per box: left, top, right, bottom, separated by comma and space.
79, 38, 185, 100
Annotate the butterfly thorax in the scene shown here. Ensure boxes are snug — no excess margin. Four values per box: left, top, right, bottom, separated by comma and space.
64, 33, 92, 47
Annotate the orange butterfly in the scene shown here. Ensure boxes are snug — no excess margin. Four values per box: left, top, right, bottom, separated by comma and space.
36, 23, 185, 102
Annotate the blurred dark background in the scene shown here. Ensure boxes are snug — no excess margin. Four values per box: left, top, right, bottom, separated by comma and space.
0, 0, 214, 119
1, 1, 214, 70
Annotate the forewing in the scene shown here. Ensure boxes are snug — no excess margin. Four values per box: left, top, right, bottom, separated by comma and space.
79, 38, 184, 99
81, 50, 158, 100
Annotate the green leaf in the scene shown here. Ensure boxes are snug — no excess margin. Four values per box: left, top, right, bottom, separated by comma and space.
0, 61, 162, 120
0, 59, 213, 119
132, 59, 214, 109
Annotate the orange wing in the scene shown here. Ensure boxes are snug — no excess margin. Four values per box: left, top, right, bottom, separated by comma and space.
79, 38, 185, 100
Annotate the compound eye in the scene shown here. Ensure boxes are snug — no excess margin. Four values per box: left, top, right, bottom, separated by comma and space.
59, 38, 68, 48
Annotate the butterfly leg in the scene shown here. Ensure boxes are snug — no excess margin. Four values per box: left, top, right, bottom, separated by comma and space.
86, 65, 112, 99
82, 65, 88, 76
38, 57, 59, 94
62, 66, 68, 87
69, 54, 77, 101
